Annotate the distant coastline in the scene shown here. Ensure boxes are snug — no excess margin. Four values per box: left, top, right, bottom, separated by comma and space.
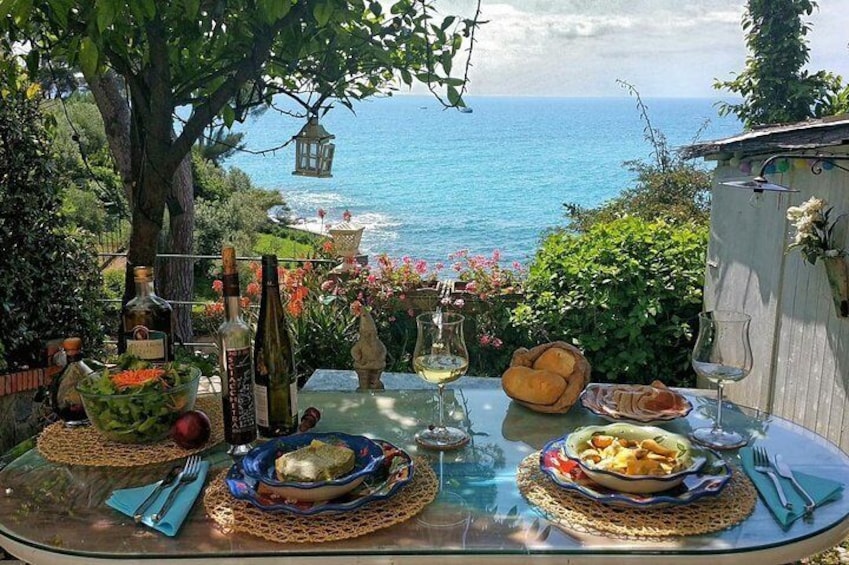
232, 96, 742, 265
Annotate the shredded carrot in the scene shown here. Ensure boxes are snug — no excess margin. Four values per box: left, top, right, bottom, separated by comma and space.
110, 368, 166, 389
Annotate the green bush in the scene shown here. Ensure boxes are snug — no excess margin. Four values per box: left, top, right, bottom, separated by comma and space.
513, 217, 707, 386
0, 84, 104, 369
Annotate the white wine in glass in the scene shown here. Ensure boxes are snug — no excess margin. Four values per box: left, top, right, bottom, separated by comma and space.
690, 310, 753, 450
413, 312, 470, 450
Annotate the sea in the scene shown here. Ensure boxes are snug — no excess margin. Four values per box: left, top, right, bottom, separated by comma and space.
228, 96, 742, 267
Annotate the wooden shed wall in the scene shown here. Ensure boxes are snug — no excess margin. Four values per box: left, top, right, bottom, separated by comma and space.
705, 152, 849, 452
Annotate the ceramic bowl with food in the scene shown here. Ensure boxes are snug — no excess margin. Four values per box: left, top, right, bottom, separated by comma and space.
240, 432, 385, 502
558, 423, 707, 494
580, 381, 693, 424
76, 360, 201, 444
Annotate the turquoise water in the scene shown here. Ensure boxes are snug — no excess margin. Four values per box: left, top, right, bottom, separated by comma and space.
228, 96, 741, 266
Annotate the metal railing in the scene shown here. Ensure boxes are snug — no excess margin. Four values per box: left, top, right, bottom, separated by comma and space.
99, 251, 338, 349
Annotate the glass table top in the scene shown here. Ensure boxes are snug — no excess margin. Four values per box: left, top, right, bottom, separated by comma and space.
1, 386, 848, 564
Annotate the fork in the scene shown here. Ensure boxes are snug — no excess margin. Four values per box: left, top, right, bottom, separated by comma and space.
152, 455, 201, 523
753, 447, 792, 510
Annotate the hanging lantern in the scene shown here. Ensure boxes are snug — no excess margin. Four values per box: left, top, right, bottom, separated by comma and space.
292, 117, 335, 178
328, 221, 364, 273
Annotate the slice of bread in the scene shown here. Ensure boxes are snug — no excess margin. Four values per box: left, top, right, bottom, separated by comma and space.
275, 440, 356, 482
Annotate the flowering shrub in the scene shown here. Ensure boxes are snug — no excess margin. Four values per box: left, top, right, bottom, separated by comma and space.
200, 250, 528, 380
786, 197, 845, 264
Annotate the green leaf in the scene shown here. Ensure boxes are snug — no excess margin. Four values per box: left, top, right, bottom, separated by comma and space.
440, 16, 455, 31
313, 1, 333, 26
221, 104, 235, 128
369, 1, 381, 16
182, 0, 199, 19
447, 84, 461, 106
399, 68, 412, 85
96, 0, 116, 32
24, 49, 39, 76
79, 37, 99, 77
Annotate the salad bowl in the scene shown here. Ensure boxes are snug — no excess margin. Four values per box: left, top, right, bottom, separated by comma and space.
76, 358, 201, 444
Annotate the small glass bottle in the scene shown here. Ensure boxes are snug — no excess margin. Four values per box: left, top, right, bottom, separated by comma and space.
50, 337, 93, 427
119, 266, 174, 362
218, 246, 257, 456
254, 255, 298, 438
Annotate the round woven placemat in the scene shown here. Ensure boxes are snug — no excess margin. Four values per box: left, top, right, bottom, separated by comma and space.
204, 457, 437, 544
517, 452, 756, 540
37, 394, 224, 467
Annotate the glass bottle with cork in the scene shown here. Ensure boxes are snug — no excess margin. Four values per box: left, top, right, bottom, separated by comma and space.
254, 254, 298, 437
118, 265, 174, 362
50, 337, 94, 427
218, 246, 257, 456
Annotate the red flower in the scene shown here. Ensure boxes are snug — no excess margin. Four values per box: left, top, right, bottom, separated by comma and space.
342, 210, 352, 222
318, 208, 326, 219
212, 279, 224, 294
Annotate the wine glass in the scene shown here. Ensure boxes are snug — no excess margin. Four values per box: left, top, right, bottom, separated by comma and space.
413, 311, 470, 450
690, 310, 753, 450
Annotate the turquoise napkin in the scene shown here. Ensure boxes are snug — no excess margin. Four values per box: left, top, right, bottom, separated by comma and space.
106, 461, 210, 537
740, 447, 844, 528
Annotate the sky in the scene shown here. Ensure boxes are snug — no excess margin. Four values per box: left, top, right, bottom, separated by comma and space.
432, 0, 849, 98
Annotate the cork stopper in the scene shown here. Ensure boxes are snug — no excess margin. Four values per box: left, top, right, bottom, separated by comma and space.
222, 246, 237, 275
62, 337, 82, 354
133, 266, 154, 282
221, 246, 240, 297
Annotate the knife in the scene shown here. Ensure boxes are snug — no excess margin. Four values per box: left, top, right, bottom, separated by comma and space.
133, 465, 182, 523
773, 454, 816, 515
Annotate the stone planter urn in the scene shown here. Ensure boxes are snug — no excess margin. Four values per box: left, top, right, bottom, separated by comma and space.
822, 256, 849, 317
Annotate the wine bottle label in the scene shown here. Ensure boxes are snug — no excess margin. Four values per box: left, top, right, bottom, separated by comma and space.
224, 346, 255, 434
290, 381, 298, 420
254, 384, 269, 427
124, 326, 167, 361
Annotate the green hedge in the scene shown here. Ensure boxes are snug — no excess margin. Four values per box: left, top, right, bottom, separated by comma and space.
514, 217, 708, 386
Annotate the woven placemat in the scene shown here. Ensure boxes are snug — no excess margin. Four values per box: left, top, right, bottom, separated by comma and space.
204, 457, 437, 544
37, 394, 224, 467
517, 452, 756, 540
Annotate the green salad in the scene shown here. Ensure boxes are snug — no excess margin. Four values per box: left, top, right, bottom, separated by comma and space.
76, 355, 201, 444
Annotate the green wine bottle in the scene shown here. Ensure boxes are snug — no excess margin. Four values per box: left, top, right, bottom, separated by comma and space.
253, 255, 298, 437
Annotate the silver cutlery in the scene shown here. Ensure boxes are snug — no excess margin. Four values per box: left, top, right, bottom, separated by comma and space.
774, 453, 816, 515
133, 464, 181, 523
753, 446, 792, 510
152, 455, 202, 523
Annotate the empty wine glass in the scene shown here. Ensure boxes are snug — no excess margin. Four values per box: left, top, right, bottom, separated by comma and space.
413, 312, 470, 450
690, 310, 753, 450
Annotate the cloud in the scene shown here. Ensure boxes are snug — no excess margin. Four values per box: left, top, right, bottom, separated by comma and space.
435, 0, 849, 97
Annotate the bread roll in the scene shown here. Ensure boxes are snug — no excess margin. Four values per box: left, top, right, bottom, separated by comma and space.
533, 347, 576, 377
502, 366, 566, 405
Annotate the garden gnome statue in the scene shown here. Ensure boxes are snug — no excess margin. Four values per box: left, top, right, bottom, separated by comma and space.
351, 310, 387, 390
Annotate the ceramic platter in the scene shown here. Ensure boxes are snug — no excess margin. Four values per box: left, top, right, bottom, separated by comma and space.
538, 437, 731, 508
580, 383, 694, 425
226, 439, 414, 515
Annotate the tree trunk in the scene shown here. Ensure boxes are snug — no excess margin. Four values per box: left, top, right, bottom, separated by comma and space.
157, 154, 195, 344
85, 70, 134, 206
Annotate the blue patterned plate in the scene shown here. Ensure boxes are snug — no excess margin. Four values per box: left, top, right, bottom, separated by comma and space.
239, 432, 384, 501
226, 439, 414, 515
539, 437, 731, 508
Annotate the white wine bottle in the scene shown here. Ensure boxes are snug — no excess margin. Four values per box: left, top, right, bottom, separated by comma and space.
254, 255, 298, 437
218, 246, 256, 456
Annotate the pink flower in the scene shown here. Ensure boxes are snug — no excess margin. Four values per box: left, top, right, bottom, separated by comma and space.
453, 298, 465, 309
388, 316, 396, 322
367, 274, 377, 284
212, 279, 224, 294
441, 296, 451, 306
317, 208, 326, 219
415, 260, 428, 275
402, 256, 412, 265
479, 334, 492, 346
320, 280, 336, 292
350, 300, 363, 317
435, 262, 445, 271
492, 337, 503, 349
246, 282, 261, 297
492, 249, 501, 262
407, 308, 415, 317
342, 210, 352, 222
466, 281, 477, 292
399, 293, 406, 301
